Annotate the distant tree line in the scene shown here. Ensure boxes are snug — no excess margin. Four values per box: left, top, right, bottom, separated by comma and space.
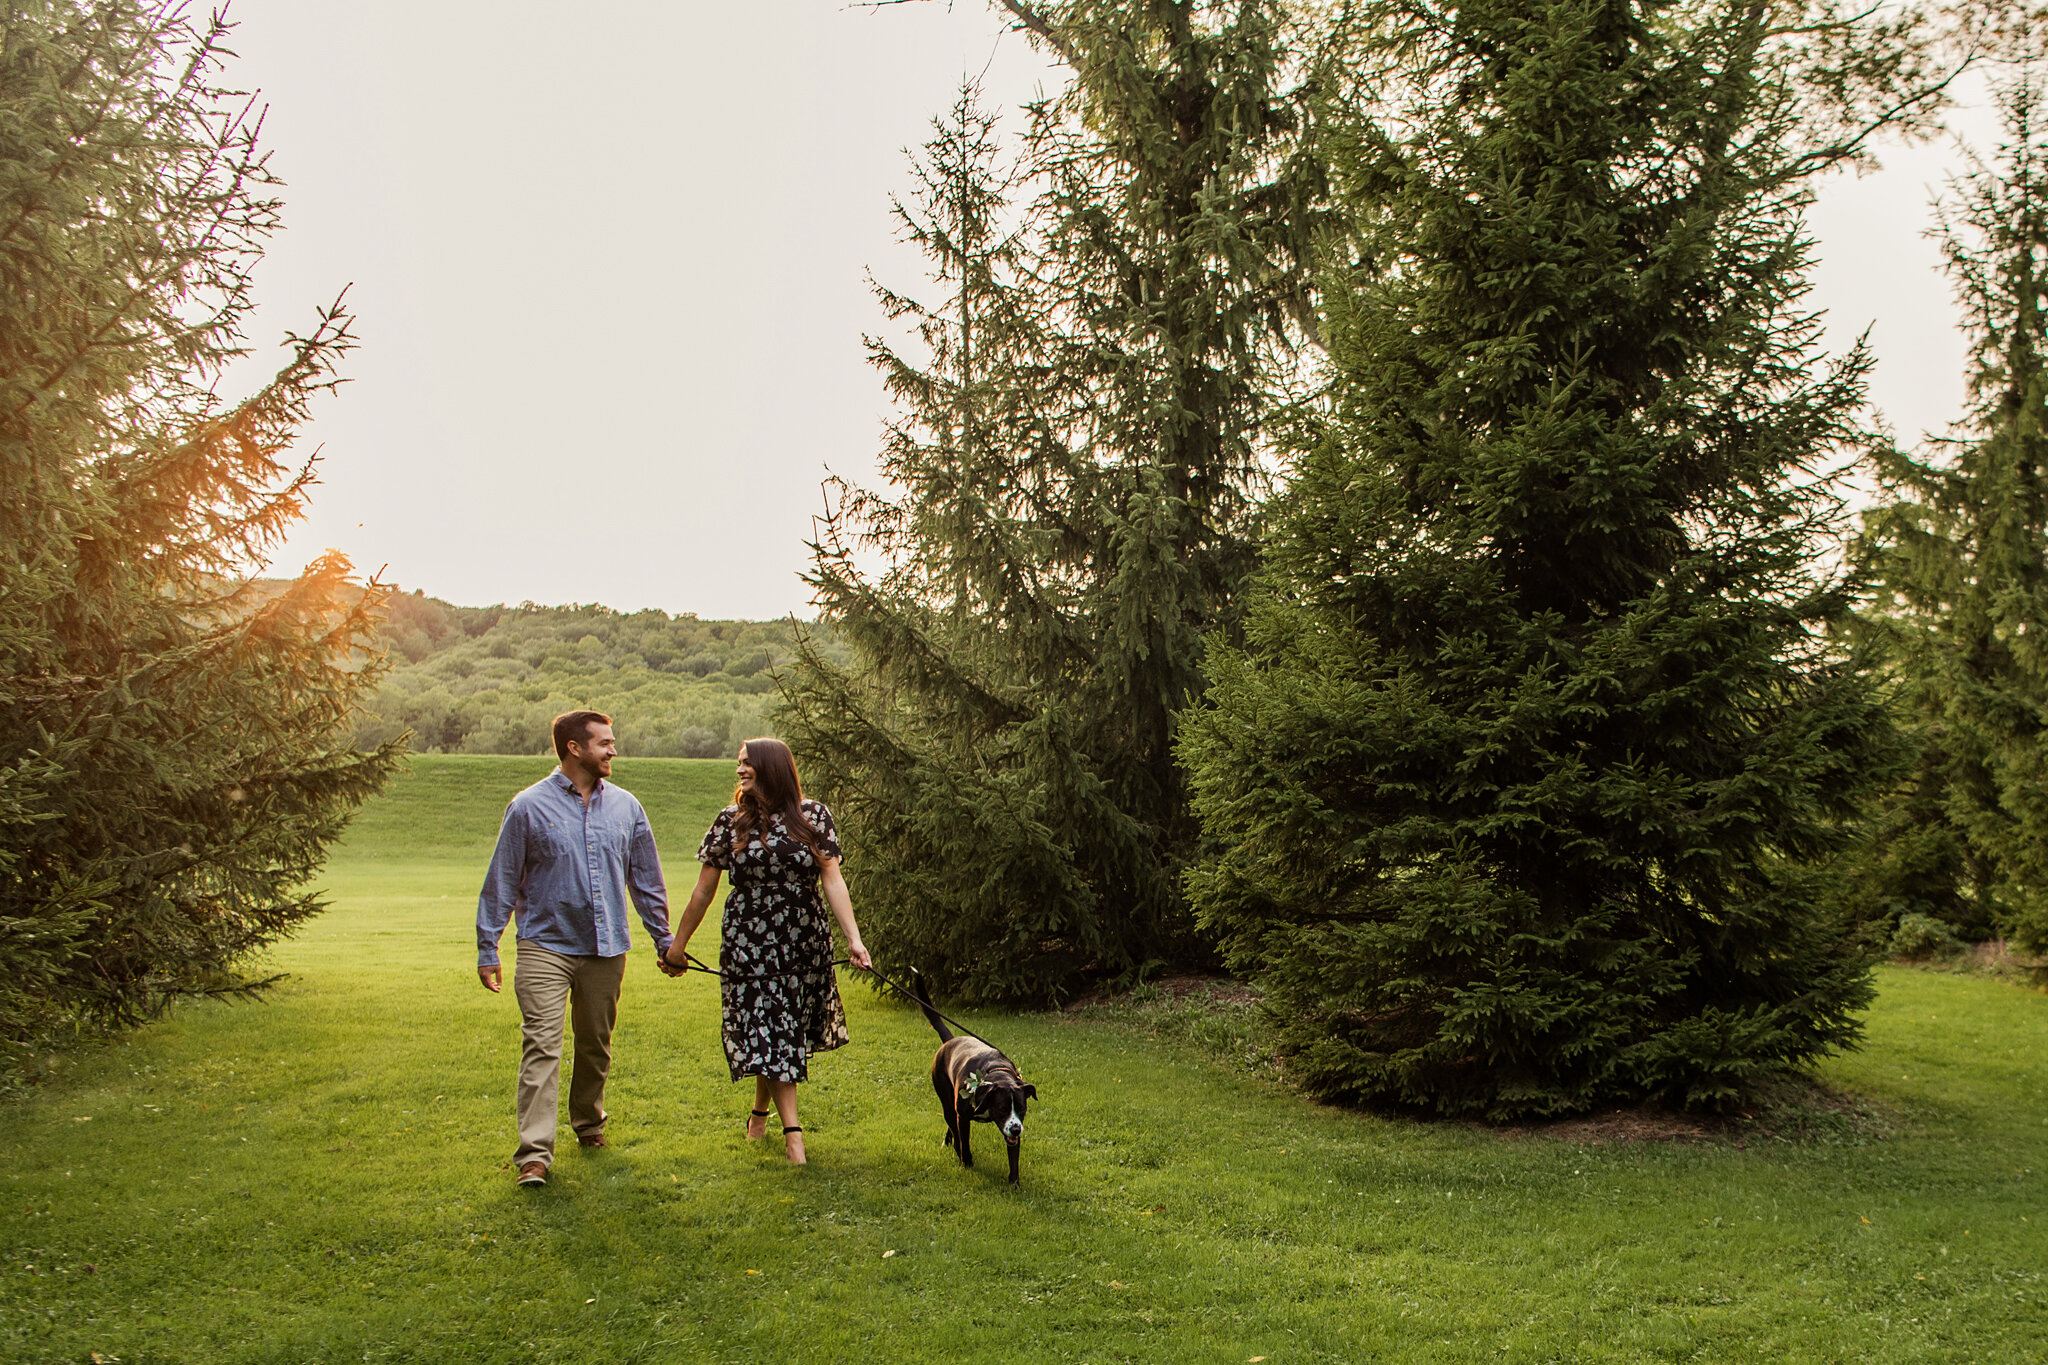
355, 591, 842, 759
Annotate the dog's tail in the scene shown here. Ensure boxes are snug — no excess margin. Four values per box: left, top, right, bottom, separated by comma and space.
908, 966, 952, 1042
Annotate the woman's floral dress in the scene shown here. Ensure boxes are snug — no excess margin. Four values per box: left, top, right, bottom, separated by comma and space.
697, 799, 848, 1082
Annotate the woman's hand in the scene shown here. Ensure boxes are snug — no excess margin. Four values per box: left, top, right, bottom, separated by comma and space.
846, 942, 873, 971
660, 866, 722, 980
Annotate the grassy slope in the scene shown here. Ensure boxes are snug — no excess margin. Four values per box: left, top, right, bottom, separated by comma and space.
4, 756, 2045, 1364
354, 599, 842, 758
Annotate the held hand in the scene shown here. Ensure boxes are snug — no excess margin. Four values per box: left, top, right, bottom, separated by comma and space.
478, 964, 502, 993
846, 943, 873, 971
660, 942, 690, 976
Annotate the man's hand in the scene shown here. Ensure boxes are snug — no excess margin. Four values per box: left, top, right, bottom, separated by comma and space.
655, 949, 684, 978
478, 964, 502, 993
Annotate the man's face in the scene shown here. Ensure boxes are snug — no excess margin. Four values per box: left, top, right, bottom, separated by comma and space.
568, 722, 617, 778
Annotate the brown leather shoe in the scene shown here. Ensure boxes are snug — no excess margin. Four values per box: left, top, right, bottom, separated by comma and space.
516, 1161, 547, 1186
577, 1132, 608, 1149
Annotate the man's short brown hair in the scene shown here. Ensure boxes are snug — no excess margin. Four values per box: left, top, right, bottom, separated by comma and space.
552, 710, 612, 761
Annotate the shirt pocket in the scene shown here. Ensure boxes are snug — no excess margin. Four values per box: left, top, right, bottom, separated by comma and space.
528, 820, 577, 861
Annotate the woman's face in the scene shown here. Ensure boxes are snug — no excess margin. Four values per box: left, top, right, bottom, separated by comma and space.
735, 748, 756, 796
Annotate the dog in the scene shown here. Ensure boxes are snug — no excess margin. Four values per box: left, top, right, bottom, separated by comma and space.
911, 968, 1037, 1184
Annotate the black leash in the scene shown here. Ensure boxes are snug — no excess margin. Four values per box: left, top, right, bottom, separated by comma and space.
862, 962, 1011, 1058
677, 950, 1009, 1057
678, 949, 848, 981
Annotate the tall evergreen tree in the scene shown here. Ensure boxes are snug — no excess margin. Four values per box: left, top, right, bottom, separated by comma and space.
782, 1, 1322, 1003
1, 2, 399, 1075
1860, 69, 2048, 956
1181, 0, 1945, 1116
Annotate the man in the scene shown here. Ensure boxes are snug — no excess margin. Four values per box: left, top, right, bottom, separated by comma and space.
477, 710, 672, 1187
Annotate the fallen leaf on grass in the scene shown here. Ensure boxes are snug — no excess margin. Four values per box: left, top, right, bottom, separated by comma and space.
746, 1269, 760, 1275
883, 1250, 897, 1259
584, 1298, 595, 1304
1250, 1357, 1268, 1362
72, 1116, 91, 1123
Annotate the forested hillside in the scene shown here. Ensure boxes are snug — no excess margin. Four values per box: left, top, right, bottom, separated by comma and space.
354, 589, 840, 757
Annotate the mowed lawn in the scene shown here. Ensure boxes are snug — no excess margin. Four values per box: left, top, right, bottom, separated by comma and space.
6, 756, 2047, 1364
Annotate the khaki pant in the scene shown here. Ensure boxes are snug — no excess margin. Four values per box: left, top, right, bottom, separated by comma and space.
512, 942, 626, 1169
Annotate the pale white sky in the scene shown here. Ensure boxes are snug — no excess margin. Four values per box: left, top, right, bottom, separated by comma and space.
226, 1, 2002, 619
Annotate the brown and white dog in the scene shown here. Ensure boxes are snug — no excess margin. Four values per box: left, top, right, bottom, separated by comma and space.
912, 969, 1037, 1184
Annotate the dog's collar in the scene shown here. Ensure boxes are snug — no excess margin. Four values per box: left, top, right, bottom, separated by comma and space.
962, 1060, 1020, 1097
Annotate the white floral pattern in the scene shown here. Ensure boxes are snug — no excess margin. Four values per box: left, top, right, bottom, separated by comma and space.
698, 799, 847, 1082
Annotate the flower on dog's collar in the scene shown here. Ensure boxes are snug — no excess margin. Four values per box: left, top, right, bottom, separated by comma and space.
962, 1070, 985, 1098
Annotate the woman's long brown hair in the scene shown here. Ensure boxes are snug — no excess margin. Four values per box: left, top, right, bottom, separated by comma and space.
732, 737, 825, 860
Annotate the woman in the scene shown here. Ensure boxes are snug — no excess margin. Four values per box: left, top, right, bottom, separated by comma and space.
662, 737, 871, 1164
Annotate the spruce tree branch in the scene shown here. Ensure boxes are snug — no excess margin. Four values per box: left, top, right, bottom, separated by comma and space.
1763, 1, 1889, 40
991, 0, 1075, 62
1785, 60, 1970, 177
850, 0, 1078, 65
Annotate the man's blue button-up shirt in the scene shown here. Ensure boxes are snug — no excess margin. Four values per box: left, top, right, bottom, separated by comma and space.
476, 768, 672, 966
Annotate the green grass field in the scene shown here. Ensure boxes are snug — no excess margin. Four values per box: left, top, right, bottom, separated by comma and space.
6, 756, 2046, 1363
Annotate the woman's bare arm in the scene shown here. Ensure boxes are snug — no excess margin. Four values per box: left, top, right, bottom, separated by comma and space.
818, 858, 872, 969
662, 864, 723, 967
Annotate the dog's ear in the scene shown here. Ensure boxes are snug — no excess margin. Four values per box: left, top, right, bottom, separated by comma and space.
1022, 1084, 1037, 1100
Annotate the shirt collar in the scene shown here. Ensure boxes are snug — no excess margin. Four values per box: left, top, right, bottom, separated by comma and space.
550, 766, 604, 798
